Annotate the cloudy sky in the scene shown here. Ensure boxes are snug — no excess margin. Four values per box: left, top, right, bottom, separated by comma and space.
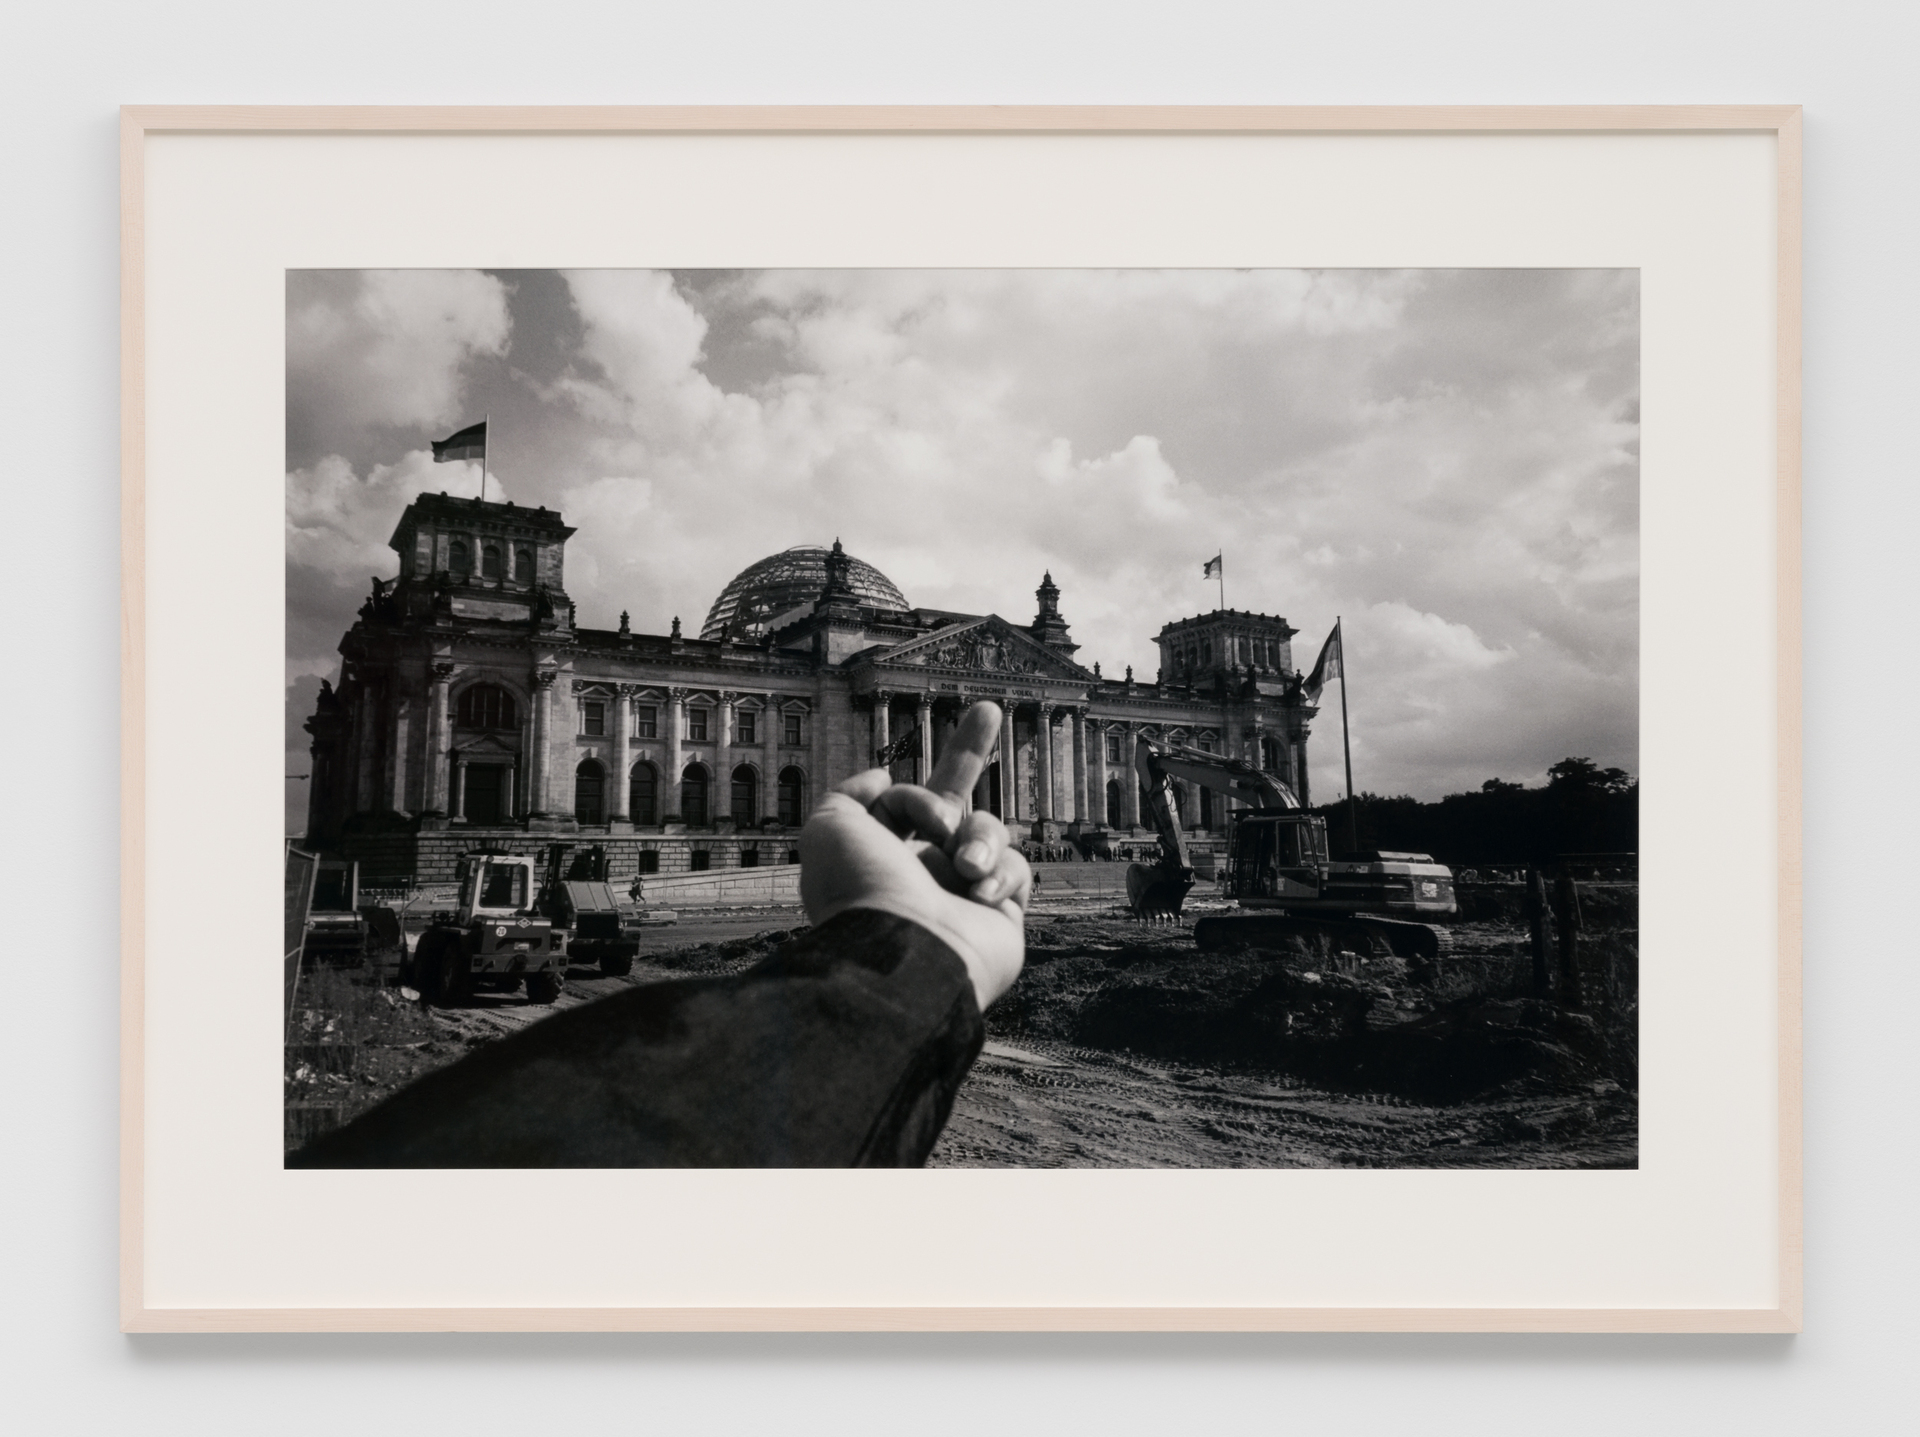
286, 267, 1637, 809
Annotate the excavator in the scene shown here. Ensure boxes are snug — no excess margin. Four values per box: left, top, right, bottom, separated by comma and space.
1126, 737, 1458, 959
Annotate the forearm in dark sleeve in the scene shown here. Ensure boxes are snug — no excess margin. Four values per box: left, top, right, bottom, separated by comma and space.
289, 909, 984, 1168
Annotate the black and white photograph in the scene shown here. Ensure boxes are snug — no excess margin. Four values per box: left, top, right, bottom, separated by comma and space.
283, 266, 1640, 1169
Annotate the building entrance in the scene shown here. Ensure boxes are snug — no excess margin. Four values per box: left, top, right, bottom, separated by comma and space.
465, 764, 507, 825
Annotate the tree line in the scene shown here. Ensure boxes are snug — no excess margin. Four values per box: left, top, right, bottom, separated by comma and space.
1312, 757, 1637, 866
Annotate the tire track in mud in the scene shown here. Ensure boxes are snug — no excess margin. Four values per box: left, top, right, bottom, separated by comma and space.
931, 1035, 1635, 1169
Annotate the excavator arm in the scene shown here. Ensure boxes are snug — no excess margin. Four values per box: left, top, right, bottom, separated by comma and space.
1127, 738, 1301, 918
1136, 741, 1301, 812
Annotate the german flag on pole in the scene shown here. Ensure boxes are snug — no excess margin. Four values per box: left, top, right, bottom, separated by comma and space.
430, 420, 487, 463
1303, 619, 1343, 704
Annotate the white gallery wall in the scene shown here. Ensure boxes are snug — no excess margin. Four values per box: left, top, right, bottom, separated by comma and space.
1, 1, 1911, 1432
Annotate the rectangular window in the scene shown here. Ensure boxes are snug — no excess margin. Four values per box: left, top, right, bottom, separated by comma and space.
688, 708, 709, 741
1106, 735, 1121, 764
739, 848, 759, 868
478, 862, 527, 910
784, 713, 802, 745
582, 700, 605, 737
785, 849, 801, 866
634, 705, 657, 738
737, 712, 755, 745
689, 850, 710, 872
635, 849, 660, 874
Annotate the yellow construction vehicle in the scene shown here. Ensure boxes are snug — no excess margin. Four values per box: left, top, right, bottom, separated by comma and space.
1128, 737, 1458, 959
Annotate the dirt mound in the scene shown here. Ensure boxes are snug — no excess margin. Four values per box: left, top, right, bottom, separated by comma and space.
1351, 999, 1613, 1103
646, 927, 799, 975
1072, 963, 1373, 1063
1452, 882, 1636, 926
989, 915, 1636, 1104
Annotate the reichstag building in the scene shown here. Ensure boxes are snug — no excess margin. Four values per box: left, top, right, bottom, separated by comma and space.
302, 493, 1322, 884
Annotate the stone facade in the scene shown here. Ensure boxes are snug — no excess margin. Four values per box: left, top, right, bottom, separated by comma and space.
304, 493, 1321, 884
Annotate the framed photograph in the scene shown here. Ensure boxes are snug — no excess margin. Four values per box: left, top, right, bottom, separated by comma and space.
123, 106, 1800, 1331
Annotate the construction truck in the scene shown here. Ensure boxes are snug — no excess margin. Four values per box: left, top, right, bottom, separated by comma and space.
1128, 737, 1458, 959
410, 850, 565, 1006
539, 844, 646, 978
299, 858, 402, 967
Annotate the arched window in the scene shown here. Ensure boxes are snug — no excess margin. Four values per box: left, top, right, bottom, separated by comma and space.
681, 764, 710, 826
1200, 640, 1211, 667
455, 683, 517, 732
574, 759, 606, 826
449, 539, 469, 576
629, 760, 658, 825
1107, 777, 1125, 829
514, 546, 533, 581
482, 543, 502, 579
777, 766, 806, 826
730, 765, 758, 826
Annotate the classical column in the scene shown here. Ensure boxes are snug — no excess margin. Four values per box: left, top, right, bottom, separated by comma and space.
1088, 716, 1108, 828
517, 712, 532, 817
718, 691, 737, 822
505, 758, 518, 820
350, 684, 375, 814
1124, 721, 1142, 829
305, 743, 329, 839
385, 699, 410, 814
667, 687, 686, 816
1068, 707, 1087, 825
1035, 702, 1055, 822
762, 695, 780, 813
452, 753, 469, 820
423, 664, 454, 817
530, 669, 557, 817
872, 689, 892, 768
610, 685, 632, 821
915, 693, 934, 786
1000, 703, 1018, 821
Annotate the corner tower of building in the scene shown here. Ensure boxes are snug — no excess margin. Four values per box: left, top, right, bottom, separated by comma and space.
387, 492, 577, 622
1156, 609, 1299, 689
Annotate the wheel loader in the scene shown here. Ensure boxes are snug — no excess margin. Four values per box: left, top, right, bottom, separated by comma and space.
1127, 737, 1457, 959
409, 850, 565, 1007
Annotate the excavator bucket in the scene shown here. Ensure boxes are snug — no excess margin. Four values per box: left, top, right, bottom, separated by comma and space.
1127, 862, 1194, 919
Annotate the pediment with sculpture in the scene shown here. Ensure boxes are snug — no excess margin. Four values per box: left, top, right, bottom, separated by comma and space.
870, 616, 1093, 681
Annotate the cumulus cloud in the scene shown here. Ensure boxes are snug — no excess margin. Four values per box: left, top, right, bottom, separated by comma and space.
285, 449, 511, 681
287, 267, 1638, 800
287, 270, 511, 461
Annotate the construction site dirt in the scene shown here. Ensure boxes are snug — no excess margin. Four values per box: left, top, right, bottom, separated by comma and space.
286, 873, 1637, 1169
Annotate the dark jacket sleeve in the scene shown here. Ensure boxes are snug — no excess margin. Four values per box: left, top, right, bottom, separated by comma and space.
289, 909, 983, 1169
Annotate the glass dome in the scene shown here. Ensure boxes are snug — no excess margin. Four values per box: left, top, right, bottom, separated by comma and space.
700, 545, 909, 640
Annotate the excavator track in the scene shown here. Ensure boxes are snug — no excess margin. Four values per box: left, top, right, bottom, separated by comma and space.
1192, 912, 1455, 961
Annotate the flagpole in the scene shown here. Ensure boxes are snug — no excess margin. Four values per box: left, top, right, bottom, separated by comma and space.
481, 411, 489, 503
1337, 617, 1357, 854
1218, 552, 1225, 612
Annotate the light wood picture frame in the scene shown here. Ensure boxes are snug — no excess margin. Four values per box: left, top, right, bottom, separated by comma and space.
122, 105, 1801, 1333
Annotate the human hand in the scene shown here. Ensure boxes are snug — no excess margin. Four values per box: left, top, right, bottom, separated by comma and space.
799, 701, 1030, 1009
